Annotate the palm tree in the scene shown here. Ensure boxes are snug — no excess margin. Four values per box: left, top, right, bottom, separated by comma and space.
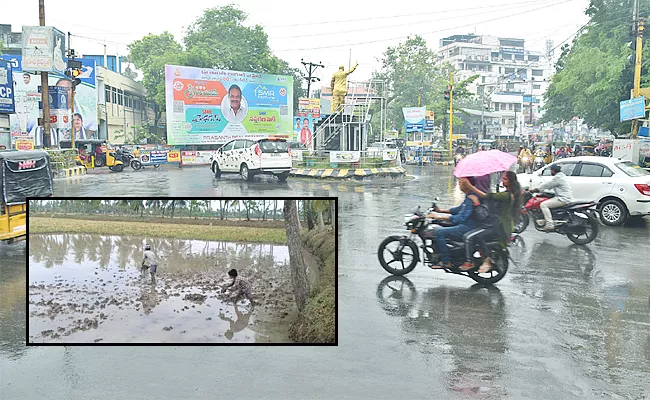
284, 200, 310, 313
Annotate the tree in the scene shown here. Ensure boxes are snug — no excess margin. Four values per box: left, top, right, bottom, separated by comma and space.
114, 122, 163, 145
128, 32, 185, 129
373, 36, 478, 140
540, 0, 650, 135
283, 200, 310, 313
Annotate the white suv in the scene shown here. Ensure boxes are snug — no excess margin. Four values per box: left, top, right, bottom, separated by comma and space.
210, 138, 292, 181
523, 156, 650, 226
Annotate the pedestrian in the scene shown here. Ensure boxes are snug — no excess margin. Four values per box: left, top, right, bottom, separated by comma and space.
221, 269, 254, 305
141, 243, 158, 284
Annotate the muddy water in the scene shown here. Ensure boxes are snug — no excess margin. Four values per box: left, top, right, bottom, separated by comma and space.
28, 234, 297, 343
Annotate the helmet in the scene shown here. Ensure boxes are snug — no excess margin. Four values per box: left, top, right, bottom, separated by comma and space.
550, 164, 562, 173
145, 244, 151, 250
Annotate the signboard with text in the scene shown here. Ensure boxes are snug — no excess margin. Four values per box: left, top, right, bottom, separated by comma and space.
620, 97, 645, 122
0, 59, 15, 114
165, 65, 293, 145
403, 107, 425, 132
21, 26, 66, 73
330, 151, 360, 163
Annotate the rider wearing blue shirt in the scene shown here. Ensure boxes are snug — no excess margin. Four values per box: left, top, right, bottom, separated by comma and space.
428, 177, 480, 269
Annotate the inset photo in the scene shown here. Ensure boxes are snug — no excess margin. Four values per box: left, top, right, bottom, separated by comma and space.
27, 198, 337, 345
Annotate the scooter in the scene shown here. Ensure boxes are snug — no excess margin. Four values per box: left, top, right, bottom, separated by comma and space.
532, 155, 546, 171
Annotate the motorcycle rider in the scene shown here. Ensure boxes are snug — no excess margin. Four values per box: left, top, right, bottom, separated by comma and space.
518, 146, 532, 171
530, 164, 574, 231
461, 171, 522, 273
427, 177, 480, 269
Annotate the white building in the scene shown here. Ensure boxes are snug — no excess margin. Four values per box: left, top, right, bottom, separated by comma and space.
438, 34, 553, 139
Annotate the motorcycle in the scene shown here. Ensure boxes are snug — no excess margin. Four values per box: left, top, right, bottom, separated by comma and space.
532, 155, 546, 171
377, 199, 509, 285
518, 155, 532, 173
513, 190, 599, 245
454, 153, 465, 166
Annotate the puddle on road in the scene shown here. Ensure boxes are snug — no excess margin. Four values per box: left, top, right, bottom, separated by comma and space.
28, 234, 297, 343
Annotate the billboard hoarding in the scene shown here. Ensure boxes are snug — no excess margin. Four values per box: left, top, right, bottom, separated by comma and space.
403, 107, 426, 132
0, 60, 15, 114
22, 26, 67, 74
4, 54, 98, 146
165, 65, 293, 145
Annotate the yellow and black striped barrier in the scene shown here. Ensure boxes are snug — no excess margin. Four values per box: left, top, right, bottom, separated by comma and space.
291, 166, 406, 179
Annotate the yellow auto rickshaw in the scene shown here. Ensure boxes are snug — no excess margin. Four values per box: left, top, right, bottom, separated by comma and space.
59, 139, 125, 172
0, 150, 54, 243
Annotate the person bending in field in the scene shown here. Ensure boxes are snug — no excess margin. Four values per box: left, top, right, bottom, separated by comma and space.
221, 269, 253, 305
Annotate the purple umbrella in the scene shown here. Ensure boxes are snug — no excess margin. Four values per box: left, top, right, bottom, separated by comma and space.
453, 149, 517, 178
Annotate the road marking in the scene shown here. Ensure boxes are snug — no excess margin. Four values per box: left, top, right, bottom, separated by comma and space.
321, 169, 333, 178
308, 169, 319, 176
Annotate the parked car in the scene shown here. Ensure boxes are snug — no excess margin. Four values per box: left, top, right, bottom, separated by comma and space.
523, 156, 650, 226
210, 138, 291, 181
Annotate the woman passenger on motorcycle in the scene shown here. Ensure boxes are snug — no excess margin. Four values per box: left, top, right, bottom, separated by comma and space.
427, 177, 481, 269
460, 171, 522, 273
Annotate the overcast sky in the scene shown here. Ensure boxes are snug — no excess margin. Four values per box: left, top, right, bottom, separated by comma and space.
5, 0, 593, 85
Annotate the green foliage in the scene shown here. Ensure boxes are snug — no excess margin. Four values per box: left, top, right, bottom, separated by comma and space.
541, 0, 650, 135
127, 5, 305, 126
114, 122, 163, 144
372, 36, 478, 140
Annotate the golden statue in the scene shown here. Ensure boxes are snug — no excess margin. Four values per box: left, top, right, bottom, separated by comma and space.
330, 62, 358, 113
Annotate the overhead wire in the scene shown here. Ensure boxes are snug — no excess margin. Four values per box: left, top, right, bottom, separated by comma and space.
274, 0, 576, 52
270, 0, 566, 40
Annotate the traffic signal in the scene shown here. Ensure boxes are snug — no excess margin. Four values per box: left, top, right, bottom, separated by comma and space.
444, 85, 452, 101
64, 68, 82, 90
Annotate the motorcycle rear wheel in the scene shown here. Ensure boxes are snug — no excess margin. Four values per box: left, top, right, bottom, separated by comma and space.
513, 211, 529, 234
378, 236, 419, 276
566, 213, 599, 245
468, 249, 508, 286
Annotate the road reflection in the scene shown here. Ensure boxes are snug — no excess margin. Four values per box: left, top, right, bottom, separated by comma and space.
376, 276, 509, 396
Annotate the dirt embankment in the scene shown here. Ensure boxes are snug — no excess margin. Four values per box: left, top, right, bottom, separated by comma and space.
289, 228, 335, 343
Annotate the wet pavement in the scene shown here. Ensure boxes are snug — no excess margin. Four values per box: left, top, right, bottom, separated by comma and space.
2, 164, 650, 399
27, 234, 295, 343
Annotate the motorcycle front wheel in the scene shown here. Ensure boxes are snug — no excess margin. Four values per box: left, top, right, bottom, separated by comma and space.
378, 236, 419, 276
513, 210, 529, 234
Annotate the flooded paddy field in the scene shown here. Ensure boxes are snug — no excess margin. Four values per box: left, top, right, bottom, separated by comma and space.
28, 234, 299, 343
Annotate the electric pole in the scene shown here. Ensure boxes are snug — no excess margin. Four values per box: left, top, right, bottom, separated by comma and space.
300, 60, 324, 98
39, 0, 52, 148
449, 70, 454, 158
632, 0, 644, 137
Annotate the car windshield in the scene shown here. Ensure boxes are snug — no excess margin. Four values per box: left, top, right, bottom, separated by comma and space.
615, 161, 650, 177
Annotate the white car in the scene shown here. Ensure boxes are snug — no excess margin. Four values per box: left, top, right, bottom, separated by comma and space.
523, 156, 650, 226
210, 138, 292, 182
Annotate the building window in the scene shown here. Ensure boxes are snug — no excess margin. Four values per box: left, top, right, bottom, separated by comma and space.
105, 85, 111, 103
515, 54, 524, 61
481, 76, 486, 83
117, 89, 123, 106
515, 104, 521, 112
532, 69, 543, 76
491, 52, 500, 60
506, 83, 515, 90
504, 67, 515, 74
508, 103, 513, 110
533, 84, 541, 90
528, 55, 540, 62
111, 87, 117, 103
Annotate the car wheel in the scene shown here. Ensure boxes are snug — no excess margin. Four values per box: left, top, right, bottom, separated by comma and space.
213, 162, 221, 178
599, 199, 627, 226
240, 164, 253, 181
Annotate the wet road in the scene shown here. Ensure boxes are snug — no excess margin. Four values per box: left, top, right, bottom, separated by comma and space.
2, 165, 650, 399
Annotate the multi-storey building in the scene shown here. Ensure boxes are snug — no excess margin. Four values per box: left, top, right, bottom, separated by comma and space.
438, 34, 553, 138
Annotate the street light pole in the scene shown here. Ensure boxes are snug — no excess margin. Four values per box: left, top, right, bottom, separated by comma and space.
480, 85, 485, 141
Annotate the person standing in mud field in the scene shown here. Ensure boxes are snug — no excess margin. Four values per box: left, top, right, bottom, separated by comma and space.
221, 269, 253, 305
141, 244, 158, 284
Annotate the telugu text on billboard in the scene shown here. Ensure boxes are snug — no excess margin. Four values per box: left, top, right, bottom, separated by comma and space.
21, 26, 67, 74
165, 65, 293, 145
4, 54, 98, 146
403, 106, 426, 133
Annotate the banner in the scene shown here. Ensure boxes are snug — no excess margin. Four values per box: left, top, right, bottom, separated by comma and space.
298, 98, 320, 118
166, 150, 181, 163
620, 97, 645, 122
22, 26, 66, 74
4, 54, 98, 146
165, 65, 293, 145
330, 151, 360, 163
403, 107, 426, 132
181, 150, 214, 165
383, 150, 398, 161
0, 59, 14, 114
14, 139, 34, 150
